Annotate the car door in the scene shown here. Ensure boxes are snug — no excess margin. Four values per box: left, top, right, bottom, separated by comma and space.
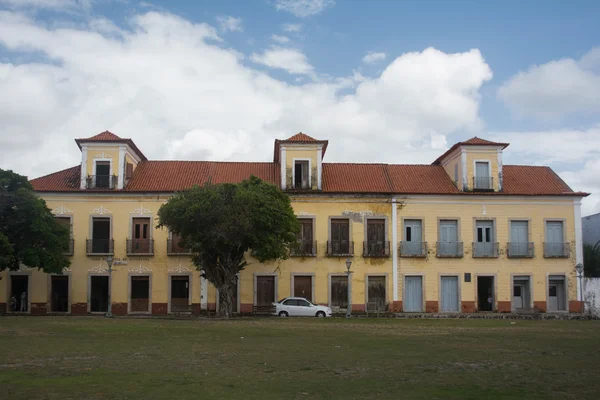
297, 299, 313, 316
283, 299, 300, 316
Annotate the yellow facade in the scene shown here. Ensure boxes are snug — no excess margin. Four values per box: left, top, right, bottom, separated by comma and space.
0, 132, 586, 315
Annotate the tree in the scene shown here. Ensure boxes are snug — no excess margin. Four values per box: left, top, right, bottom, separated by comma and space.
157, 176, 299, 317
0, 169, 71, 274
584, 242, 600, 277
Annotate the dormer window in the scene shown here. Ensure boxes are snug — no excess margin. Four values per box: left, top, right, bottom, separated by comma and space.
87, 161, 117, 189
294, 160, 310, 189
474, 161, 492, 191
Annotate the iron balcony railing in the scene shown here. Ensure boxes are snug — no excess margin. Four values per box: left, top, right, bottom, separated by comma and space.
86, 175, 118, 189
436, 241, 464, 258
363, 241, 390, 257
327, 240, 354, 257
63, 239, 75, 256
86, 239, 114, 255
399, 241, 428, 258
473, 176, 493, 191
126, 239, 154, 255
290, 240, 317, 257
167, 239, 192, 255
543, 242, 570, 258
472, 242, 499, 258
507, 242, 534, 258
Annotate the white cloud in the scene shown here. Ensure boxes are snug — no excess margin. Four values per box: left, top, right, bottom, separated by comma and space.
271, 34, 289, 44
216, 15, 243, 32
274, 0, 334, 17
282, 23, 301, 33
250, 47, 314, 75
498, 47, 600, 119
362, 51, 386, 64
0, 11, 500, 207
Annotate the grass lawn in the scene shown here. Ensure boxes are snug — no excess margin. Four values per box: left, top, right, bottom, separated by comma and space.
1, 317, 599, 400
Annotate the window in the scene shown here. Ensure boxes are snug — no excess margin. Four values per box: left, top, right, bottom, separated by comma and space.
401, 219, 425, 257
508, 221, 532, 258
168, 232, 190, 255
129, 217, 152, 255
95, 161, 111, 188
88, 217, 112, 255
292, 219, 315, 256
365, 219, 388, 256
437, 220, 461, 257
329, 219, 351, 256
330, 276, 348, 308
474, 161, 491, 190
473, 220, 497, 257
545, 221, 567, 257
294, 160, 309, 189
56, 217, 74, 255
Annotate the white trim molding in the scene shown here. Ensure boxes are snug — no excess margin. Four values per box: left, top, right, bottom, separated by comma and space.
392, 196, 398, 302
317, 146, 323, 190
52, 205, 73, 215
280, 147, 287, 190
118, 146, 126, 189
461, 148, 467, 189
80, 144, 88, 189
168, 264, 192, 274
292, 157, 312, 189
574, 199, 583, 301
92, 205, 111, 215
497, 148, 503, 191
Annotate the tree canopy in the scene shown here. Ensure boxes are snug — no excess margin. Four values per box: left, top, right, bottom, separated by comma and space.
0, 169, 71, 274
584, 243, 600, 277
157, 176, 299, 317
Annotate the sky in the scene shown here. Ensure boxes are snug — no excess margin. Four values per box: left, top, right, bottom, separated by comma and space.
0, 0, 599, 215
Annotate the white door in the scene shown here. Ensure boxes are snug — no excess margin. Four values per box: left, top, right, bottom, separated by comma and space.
404, 276, 423, 312
439, 220, 458, 255
546, 222, 564, 256
548, 277, 566, 311
475, 162, 490, 189
513, 283, 524, 309
510, 221, 528, 256
404, 220, 422, 255
475, 220, 494, 256
440, 276, 459, 312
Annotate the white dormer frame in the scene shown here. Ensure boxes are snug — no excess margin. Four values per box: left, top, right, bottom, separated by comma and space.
279, 144, 324, 191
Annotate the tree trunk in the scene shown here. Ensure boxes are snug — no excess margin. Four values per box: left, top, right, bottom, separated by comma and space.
217, 281, 235, 318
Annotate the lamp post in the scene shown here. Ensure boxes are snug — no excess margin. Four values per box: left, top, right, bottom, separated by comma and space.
345, 258, 352, 319
105, 255, 113, 318
575, 263, 584, 314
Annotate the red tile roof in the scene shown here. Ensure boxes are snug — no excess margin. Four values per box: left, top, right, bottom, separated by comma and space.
273, 132, 328, 163
75, 131, 148, 161
30, 161, 588, 197
433, 136, 509, 165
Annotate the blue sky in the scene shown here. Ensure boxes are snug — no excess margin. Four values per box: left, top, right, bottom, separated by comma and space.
0, 0, 599, 214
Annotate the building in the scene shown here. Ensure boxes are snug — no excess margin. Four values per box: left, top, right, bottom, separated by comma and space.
0, 131, 589, 315
583, 212, 600, 247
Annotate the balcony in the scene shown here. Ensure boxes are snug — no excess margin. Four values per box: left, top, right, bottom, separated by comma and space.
167, 239, 192, 256
363, 241, 390, 257
473, 176, 493, 191
472, 242, 499, 258
86, 175, 118, 189
327, 241, 354, 257
436, 241, 463, 258
86, 239, 114, 255
290, 240, 317, 257
507, 242, 534, 258
63, 239, 74, 256
399, 241, 428, 258
127, 239, 154, 256
543, 242, 570, 258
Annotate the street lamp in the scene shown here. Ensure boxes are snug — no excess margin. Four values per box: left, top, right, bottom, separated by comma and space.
345, 258, 352, 319
105, 255, 113, 318
576, 263, 584, 314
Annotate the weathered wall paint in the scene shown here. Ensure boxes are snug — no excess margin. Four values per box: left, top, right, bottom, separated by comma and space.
584, 277, 600, 316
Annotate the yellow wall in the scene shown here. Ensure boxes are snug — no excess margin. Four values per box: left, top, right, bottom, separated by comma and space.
441, 149, 462, 190
125, 153, 139, 173
396, 197, 577, 310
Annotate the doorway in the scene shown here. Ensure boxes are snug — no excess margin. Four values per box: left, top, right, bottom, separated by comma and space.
130, 276, 150, 313
170, 276, 190, 312
255, 276, 275, 306
90, 275, 109, 312
367, 276, 386, 311
440, 276, 459, 312
548, 276, 567, 311
477, 276, 495, 311
512, 276, 531, 311
50, 275, 69, 312
10, 275, 29, 312
293, 275, 313, 302
91, 218, 111, 253
404, 276, 423, 312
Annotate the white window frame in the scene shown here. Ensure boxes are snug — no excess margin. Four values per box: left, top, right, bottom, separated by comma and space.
292, 158, 312, 189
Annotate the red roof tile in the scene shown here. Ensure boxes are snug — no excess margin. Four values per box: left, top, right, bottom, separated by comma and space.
29, 162, 588, 197
78, 130, 123, 141
286, 132, 318, 142
74, 131, 147, 161
433, 136, 509, 165
273, 133, 329, 163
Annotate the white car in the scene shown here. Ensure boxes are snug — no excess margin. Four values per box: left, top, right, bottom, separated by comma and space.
273, 297, 332, 318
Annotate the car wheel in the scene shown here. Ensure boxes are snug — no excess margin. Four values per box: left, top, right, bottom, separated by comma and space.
316, 311, 326, 318
279, 311, 289, 317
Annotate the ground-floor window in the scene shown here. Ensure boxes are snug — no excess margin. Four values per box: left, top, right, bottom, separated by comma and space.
130, 276, 150, 313
330, 275, 348, 309
366, 276, 386, 311
50, 275, 69, 312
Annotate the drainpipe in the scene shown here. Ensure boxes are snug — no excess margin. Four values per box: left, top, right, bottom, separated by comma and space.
392, 196, 398, 305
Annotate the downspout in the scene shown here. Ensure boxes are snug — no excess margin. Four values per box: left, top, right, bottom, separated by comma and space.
392, 195, 398, 304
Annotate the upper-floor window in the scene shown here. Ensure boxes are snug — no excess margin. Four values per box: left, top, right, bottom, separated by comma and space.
55, 216, 74, 255
328, 218, 352, 256
473, 220, 498, 257
474, 161, 492, 190
544, 221, 569, 258
167, 232, 191, 255
508, 220, 533, 258
292, 218, 316, 256
364, 218, 389, 257
437, 219, 462, 257
128, 217, 153, 255
87, 217, 113, 255
400, 219, 426, 257
294, 160, 310, 189
87, 160, 117, 189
